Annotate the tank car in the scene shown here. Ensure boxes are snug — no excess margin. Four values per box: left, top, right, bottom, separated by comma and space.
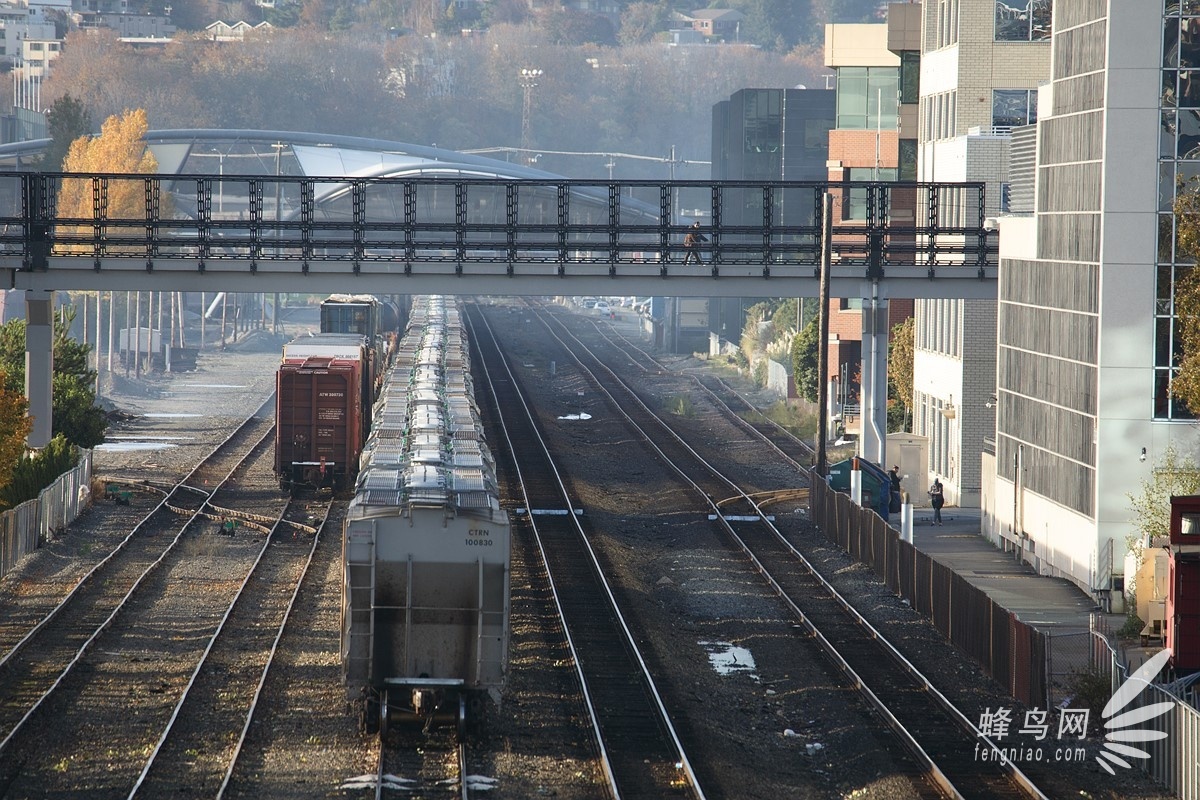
341, 296, 510, 739
275, 333, 372, 493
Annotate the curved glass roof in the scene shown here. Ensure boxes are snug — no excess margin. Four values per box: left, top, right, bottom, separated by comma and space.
0, 128, 556, 181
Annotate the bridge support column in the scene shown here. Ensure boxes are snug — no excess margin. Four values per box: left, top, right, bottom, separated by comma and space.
24, 289, 54, 448
859, 284, 889, 468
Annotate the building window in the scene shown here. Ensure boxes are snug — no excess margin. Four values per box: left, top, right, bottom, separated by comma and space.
845, 167, 899, 221
992, 89, 1037, 130
899, 51, 921, 105
835, 67, 899, 131
995, 0, 1051, 42
1000, 182, 1012, 212
899, 139, 918, 181
936, 0, 959, 49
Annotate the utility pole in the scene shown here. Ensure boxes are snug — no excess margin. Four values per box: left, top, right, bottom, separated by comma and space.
816, 193, 832, 477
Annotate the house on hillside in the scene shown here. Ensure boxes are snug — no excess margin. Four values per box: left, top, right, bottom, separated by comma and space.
206, 20, 272, 42
687, 8, 745, 40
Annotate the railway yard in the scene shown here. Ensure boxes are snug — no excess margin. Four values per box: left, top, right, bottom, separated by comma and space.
0, 296, 1178, 799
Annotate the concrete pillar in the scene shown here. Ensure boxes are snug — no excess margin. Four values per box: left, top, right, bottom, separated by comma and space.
859, 285, 889, 467
24, 289, 53, 448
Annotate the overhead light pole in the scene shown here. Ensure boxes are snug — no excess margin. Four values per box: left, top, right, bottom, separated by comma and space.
210, 147, 225, 215
270, 141, 285, 335
519, 68, 542, 166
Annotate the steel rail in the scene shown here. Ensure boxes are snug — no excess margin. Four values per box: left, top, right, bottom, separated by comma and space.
215, 503, 333, 798
124, 499, 331, 798
466, 306, 621, 799
0, 393, 274, 674
535, 308, 1049, 800
0, 399, 277, 757
469, 305, 703, 800
571, 305, 814, 468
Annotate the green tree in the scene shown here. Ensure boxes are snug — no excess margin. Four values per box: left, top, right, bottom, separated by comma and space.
1127, 444, 1200, 570
0, 309, 107, 449
42, 94, 93, 171
0, 435, 79, 511
888, 316, 915, 431
791, 316, 820, 402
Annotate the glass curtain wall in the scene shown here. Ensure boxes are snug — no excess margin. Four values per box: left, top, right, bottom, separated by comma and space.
1158, 3, 1200, 418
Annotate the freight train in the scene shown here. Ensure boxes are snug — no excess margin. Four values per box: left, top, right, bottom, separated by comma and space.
274, 294, 402, 493
341, 296, 510, 738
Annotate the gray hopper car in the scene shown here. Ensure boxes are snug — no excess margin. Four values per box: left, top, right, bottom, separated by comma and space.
341, 296, 510, 739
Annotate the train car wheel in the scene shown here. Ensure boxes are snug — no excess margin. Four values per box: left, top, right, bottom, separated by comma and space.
379, 690, 392, 741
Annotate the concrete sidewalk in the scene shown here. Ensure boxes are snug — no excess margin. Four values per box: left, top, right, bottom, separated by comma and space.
909, 506, 1106, 632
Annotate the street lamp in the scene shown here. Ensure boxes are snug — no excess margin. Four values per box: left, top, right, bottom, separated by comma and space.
270, 141, 285, 335
210, 147, 225, 214
518, 68, 542, 166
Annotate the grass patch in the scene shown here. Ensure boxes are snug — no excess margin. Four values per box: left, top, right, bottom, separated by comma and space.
664, 395, 695, 417
756, 401, 817, 441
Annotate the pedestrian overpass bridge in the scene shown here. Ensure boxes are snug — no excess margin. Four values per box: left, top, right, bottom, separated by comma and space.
0, 168, 998, 466
0, 172, 997, 300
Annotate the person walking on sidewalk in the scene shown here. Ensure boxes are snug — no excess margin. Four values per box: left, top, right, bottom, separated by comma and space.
928, 477, 945, 525
682, 221, 707, 265
887, 465, 903, 514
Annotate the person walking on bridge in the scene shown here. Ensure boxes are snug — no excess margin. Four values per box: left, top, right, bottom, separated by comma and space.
682, 221, 707, 265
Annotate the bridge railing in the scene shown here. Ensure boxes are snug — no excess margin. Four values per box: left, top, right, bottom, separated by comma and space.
0, 173, 996, 275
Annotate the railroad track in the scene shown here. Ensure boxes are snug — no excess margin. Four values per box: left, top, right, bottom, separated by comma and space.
467, 304, 703, 800
127, 498, 330, 798
570, 304, 816, 468
373, 729, 469, 799
0, 397, 291, 796
528, 306, 1047, 800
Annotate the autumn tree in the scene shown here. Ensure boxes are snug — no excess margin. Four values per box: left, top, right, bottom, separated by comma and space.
59, 107, 157, 209
1171, 182, 1200, 411
888, 316, 915, 431
619, 2, 671, 45
0, 375, 31, 497
55, 108, 160, 254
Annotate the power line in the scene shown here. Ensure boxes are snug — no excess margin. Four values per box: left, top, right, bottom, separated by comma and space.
462, 146, 711, 167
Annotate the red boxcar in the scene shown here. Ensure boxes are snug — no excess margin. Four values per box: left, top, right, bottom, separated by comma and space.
276, 355, 365, 492
1167, 495, 1200, 670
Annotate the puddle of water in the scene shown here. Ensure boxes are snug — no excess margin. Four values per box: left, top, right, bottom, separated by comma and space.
142, 413, 204, 418
96, 441, 181, 452
556, 413, 593, 421
699, 641, 758, 679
